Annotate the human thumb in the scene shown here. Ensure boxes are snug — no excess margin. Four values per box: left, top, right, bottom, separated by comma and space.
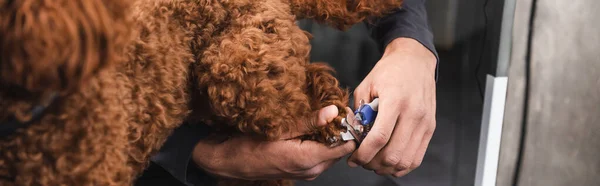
285, 105, 339, 139
315, 105, 339, 127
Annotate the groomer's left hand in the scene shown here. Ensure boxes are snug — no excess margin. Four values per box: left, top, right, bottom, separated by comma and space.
348, 38, 437, 177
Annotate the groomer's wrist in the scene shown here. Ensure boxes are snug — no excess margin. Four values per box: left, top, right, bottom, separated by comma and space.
191, 139, 222, 177
383, 38, 437, 71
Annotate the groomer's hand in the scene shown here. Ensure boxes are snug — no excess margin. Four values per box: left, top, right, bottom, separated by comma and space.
349, 38, 437, 177
192, 105, 356, 180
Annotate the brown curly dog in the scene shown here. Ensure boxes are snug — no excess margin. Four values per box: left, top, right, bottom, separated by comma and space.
0, 0, 402, 185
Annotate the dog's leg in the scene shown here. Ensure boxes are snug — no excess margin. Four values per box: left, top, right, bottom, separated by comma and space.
193, 0, 315, 140
303, 62, 349, 145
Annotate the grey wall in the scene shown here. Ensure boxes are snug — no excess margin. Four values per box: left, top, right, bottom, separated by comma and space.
498, 0, 600, 185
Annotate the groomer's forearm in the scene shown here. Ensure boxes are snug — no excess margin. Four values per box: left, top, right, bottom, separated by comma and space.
369, 0, 438, 60
383, 38, 436, 69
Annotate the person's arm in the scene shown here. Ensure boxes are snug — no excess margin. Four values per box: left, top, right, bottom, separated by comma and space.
348, 0, 438, 177
369, 0, 438, 61
367, 0, 438, 82
136, 106, 355, 185
191, 105, 355, 181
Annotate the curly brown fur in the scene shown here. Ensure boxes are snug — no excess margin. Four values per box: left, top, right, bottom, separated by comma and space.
289, 0, 404, 30
0, 0, 402, 185
194, 0, 402, 142
0, 0, 132, 97
0, 0, 135, 185
0, 0, 193, 185
191, 0, 402, 185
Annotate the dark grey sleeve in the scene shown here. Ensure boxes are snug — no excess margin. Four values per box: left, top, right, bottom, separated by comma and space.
135, 122, 215, 186
369, 0, 437, 57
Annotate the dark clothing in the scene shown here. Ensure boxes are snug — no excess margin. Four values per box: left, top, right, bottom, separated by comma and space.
369, 0, 436, 58
135, 0, 437, 185
135, 123, 215, 186
369, 0, 438, 81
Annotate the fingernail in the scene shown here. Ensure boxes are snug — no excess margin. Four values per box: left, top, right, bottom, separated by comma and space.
324, 105, 338, 115
348, 161, 358, 167
318, 105, 339, 125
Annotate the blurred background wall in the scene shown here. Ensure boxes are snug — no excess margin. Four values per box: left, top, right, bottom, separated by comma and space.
498, 0, 600, 185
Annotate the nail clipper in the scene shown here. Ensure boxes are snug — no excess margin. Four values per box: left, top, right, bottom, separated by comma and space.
339, 98, 379, 144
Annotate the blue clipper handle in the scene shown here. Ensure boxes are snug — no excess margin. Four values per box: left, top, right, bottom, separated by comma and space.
355, 98, 379, 126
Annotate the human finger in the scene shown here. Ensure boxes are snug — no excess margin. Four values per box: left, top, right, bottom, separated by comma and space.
391, 119, 435, 177
299, 158, 340, 180
364, 112, 419, 173
373, 119, 425, 175
317, 105, 339, 126
280, 140, 353, 177
348, 98, 399, 167
375, 114, 431, 177
353, 83, 372, 110
302, 139, 356, 162
286, 105, 339, 138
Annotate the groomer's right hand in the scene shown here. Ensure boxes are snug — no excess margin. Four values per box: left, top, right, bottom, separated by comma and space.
192, 105, 356, 181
